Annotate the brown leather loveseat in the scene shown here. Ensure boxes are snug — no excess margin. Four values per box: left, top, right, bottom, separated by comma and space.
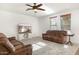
0, 33, 32, 55
42, 30, 67, 44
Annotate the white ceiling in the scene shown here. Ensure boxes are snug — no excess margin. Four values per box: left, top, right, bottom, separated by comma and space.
0, 3, 79, 17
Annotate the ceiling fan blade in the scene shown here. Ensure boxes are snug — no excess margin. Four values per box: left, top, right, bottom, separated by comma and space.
34, 3, 36, 6
37, 4, 42, 7
26, 8, 33, 11
26, 4, 32, 7
37, 8, 45, 11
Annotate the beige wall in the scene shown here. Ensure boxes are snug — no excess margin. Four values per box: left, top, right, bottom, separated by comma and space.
38, 9, 79, 43
0, 10, 40, 39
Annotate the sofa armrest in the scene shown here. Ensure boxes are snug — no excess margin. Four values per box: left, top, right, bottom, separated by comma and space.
42, 33, 48, 37
9, 44, 32, 55
8, 37, 16, 41
24, 44, 32, 55
42, 33, 48, 38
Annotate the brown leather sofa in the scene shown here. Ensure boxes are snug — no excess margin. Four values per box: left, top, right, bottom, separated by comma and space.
0, 33, 32, 55
42, 30, 67, 44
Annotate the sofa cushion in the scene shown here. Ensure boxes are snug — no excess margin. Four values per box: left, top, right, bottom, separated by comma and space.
0, 33, 15, 53
0, 37, 15, 53
8, 37, 16, 41
10, 40, 24, 50
0, 45, 9, 55
0, 33, 6, 38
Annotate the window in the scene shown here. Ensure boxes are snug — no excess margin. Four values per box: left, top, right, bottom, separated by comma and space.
60, 14, 71, 30
50, 16, 57, 30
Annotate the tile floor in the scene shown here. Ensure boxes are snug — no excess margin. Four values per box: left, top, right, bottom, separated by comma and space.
20, 37, 79, 55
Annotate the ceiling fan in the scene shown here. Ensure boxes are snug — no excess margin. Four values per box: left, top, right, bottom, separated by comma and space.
25, 3, 45, 13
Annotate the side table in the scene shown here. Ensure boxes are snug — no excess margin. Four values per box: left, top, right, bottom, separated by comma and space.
66, 34, 74, 46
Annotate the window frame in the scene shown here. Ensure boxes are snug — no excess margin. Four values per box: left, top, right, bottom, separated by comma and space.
49, 16, 57, 30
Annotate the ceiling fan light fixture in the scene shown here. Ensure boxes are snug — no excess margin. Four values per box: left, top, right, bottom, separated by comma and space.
33, 9, 37, 13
